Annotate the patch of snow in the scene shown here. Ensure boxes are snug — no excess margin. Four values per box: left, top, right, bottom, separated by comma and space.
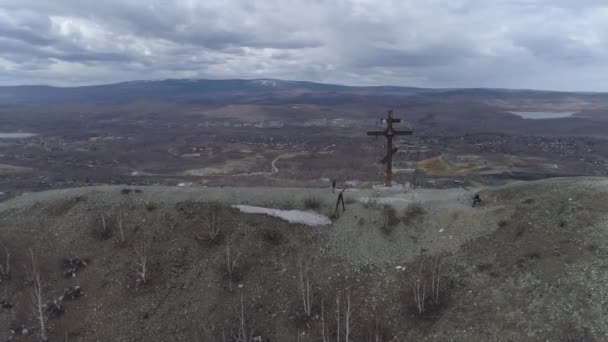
345, 180, 363, 187
253, 79, 280, 87
181, 153, 201, 158
0, 133, 38, 139
232, 205, 331, 226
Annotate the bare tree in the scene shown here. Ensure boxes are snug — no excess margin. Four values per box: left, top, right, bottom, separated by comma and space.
205, 206, 221, 241
336, 295, 340, 342
320, 297, 328, 342
131, 241, 148, 286
28, 249, 48, 342
431, 257, 442, 306
0, 244, 10, 280
0, 287, 15, 342
412, 263, 426, 316
370, 311, 382, 342
299, 257, 312, 316
233, 295, 254, 342
344, 291, 352, 342
117, 214, 126, 243
101, 214, 108, 237
320, 291, 355, 342
239, 295, 247, 341
226, 236, 241, 292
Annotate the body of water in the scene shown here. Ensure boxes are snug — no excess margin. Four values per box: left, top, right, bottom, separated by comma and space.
509, 111, 577, 119
0, 133, 38, 139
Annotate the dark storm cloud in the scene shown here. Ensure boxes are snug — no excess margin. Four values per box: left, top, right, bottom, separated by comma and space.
0, 0, 607, 90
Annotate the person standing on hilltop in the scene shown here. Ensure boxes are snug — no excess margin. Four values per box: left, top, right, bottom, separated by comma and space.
472, 193, 482, 207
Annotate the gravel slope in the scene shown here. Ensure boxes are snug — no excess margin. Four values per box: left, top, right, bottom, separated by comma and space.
1, 178, 608, 341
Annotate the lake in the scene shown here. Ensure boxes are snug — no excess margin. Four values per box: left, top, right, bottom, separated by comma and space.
509, 111, 577, 119
0, 133, 38, 139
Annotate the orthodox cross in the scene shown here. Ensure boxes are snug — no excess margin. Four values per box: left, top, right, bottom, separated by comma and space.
367, 110, 413, 186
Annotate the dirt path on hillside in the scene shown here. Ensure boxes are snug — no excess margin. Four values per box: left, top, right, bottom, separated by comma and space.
231, 153, 286, 176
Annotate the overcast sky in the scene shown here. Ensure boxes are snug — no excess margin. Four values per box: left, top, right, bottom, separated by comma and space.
0, 0, 607, 91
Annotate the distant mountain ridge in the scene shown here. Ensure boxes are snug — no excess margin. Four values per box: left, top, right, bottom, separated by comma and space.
0, 78, 605, 106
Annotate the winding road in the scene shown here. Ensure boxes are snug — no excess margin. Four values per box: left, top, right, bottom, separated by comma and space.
129, 152, 303, 178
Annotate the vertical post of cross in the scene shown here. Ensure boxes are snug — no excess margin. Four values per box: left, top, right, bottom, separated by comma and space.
367, 110, 413, 187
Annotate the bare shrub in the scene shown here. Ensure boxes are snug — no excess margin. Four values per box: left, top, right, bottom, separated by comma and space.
101, 214, 107, 235
304, 197, 322, 211
194, 203, 222, 243
62, 257, 87, 278
130, 240, 149, 286
411, 256, 444, 317
93, 213, 113, 240
402, 203, 426, 225
0, 244, 10, 281
143, 201, 157, 211
430, 257, 442, 306
260, 229, 283, 245
412, 264, 426, 316
382, 205, 399, 234
44, 197, 82, 217
226, 236, 241, 292
117, 214, 126, 244
362, 199, 379, 209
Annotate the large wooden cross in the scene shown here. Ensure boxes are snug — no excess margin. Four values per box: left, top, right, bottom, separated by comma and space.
367, 110, 413, 186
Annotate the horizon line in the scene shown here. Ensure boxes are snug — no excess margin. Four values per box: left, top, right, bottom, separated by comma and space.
0, 77, 603, 94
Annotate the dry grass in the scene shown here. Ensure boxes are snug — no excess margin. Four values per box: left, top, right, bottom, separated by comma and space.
417, 155, 482, 176
382, 205, 400, 234
303, 197, 322, 211
402, 203, 426, 225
